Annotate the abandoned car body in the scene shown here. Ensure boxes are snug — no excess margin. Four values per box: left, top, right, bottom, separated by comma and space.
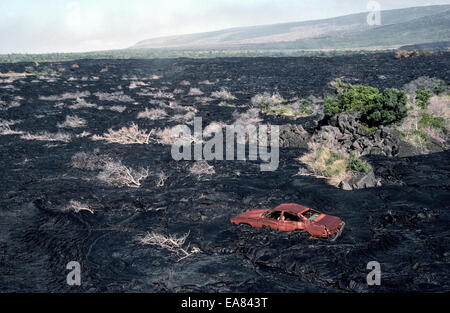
230, 203, 345, 240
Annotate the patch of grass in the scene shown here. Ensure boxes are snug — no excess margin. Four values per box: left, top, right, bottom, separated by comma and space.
418, 112, 446, 132
359, 124, 378, 134
300, 148, 371, 185
397, 92, 449, 149
263, 105, 292, 116
260, 98, 314, 118
301, 148, 347, 178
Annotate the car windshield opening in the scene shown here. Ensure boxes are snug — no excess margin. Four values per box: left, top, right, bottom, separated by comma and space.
302, 209, 320, 220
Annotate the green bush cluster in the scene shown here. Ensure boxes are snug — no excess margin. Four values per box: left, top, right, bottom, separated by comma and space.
347, 151, 372, 173
415, 89, 432, 109
324, 79, 408, 126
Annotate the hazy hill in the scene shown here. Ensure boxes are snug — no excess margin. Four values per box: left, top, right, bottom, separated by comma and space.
133, 5, 450, 50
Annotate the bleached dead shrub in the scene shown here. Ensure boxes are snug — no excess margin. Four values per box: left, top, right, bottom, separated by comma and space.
251, 92, 285, 108
188, 88, 204, 96
129, 81, 147, 89
211, 88, 236, 100
154, 127, 176, 145
179, 80, 190, 86
173, 88, 184, 94
189, 161, 215, 177
64, 200, 94, 214
109, 105, 127, 113
197, 96, 214, 104
76, 131, 91, 138
21, 131, 72, 142
167, 101, 198, 113
92, 123, 151, 144
57, 115, 86, 128
232, 108, 262, 127
137, 231, 200, 261
0, 125, 24, 135
0, 99, 21, 110
98, 160, 149, 187
68, 98, 97, 109
71, 151, 149, 188
39, 91, 90, 101
199, 80, 214, 85
170, 111, 196, 124
231, 108, 263, 144
94, 91, 134, 102
150, 90, 175, 100
153, 126, 193, 145
137, 108, 168, 120
203, 121, 226, 138
156, 171, 168, 188
0, 120, 23, 135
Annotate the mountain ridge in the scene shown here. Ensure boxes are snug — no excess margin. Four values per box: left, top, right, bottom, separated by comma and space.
132, 5, 450, 50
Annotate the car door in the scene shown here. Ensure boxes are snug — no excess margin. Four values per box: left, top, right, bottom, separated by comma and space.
261, 210, 282, 229
279, 212, 304, 231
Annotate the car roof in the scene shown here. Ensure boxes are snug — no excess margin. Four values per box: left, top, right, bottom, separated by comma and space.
271, 203, 312, 214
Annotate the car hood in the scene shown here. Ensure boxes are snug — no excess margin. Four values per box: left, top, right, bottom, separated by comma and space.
315, 215, 343, 230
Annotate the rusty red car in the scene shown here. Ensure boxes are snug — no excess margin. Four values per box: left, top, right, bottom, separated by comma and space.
230, 203, 345, 240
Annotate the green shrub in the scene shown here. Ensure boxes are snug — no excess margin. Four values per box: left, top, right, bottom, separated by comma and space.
415, 89, 432, 109
366, 88, 408, 125
347, 151, 372, 173
324, 79, 408, 126
324, 96, 341, 117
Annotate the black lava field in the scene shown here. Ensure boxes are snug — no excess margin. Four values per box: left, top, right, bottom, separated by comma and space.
0, 53, 449, 292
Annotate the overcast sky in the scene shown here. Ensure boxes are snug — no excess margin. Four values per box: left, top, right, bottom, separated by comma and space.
1, 0, 449, 54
